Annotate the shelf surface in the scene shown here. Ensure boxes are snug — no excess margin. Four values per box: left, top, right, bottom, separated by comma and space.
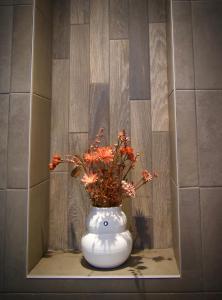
28, 248, 180, 278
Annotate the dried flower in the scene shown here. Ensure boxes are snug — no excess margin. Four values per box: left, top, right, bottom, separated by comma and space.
97, 146, 114, 163
49, 129, 157, 207
142, 169, 153, 182
121, 180, 136, 198
81, 173, 98, 186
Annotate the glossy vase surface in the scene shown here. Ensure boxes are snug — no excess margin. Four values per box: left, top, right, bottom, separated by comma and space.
81, 206, 132, 268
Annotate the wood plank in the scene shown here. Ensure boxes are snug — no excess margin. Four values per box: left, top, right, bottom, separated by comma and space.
70, 0, 89, 24
70, 24, 89, 132
110, 40, 130, 143
148, 0, 166, 23
130, 101, 152, 205
0, 6, 13, 93
129, 0, 150, 100
51, 59, 69, 172
52, 0, 70, 59
110, 0, 129, 40
89, 83, 109, 146
0, 95, 9, 189
68, 133, 90, 250
152, 132, 172, 248
149, 23, 169, 131
90, 0, 109, 83
49, 172, 68, 250
130, 101, 153, 249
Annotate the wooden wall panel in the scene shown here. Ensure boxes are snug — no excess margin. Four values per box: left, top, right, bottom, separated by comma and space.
148, 0, 166, 23
150, 23, 169, 131
110, 40, 129, 143
70, 0, 89, 24
49, 172, 68, 250
70, 25, 89, 132
130, 101, 153, 248
50, 0, 172, 251
130, 101, 152, 209
51, 59, 69, 171
89, 83, 109, 145
52, 0, 70, 59
110, 0, 129, 40
152, 132, 172, 248
129, 0, 150, 100
90, 0, 109, 83
68, 133, 89, 250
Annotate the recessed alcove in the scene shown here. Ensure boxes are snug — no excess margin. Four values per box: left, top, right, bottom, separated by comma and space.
27, 0, 180, 278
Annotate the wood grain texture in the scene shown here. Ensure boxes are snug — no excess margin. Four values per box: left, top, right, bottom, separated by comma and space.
49, 172, 68, 250
0, 6, 13, 93
152, 132, 172, 248
89, 83, 109, 145
0, 95, 9, 189
68, 133, 89, 250
130, 101, 153, 249
52, 0, 70, 59
149, 23, 169, 131
70, 24, 89, 132
130, 101, 152, 214
90, 0, 109, 83
110, 40, 130, 143
51, 59, 69, 172
110, 0, 129, 40
148, 0, 166, 23
70, 0, 89, 24
129, 0, 150, 100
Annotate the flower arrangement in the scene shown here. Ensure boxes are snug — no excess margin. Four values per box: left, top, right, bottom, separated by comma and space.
49, 128, 157, 207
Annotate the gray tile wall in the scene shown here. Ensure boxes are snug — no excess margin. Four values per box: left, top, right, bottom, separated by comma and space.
28, 0, 51, 271
0, 0, 33, 293
170, 0, 222, 293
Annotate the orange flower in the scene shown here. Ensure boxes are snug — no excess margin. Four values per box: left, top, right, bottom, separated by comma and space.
84, 152, 99, 164
48, 162, 55, 170
81, 173, 98, 186
142, 170, 153, 182
120, 146, 136, 162
97, 146, 114, 163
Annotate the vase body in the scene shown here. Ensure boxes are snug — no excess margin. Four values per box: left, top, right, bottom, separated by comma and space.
81, 206, 132, 268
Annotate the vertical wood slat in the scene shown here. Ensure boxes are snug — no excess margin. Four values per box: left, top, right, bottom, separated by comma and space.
52, 0, 70, 59
130, 101, 153, 248
110, 0, 129, 40
152, 132, 172, 248
90, 0, 109, 83
68, 133, 89, 250
70, 24, 89, 132
89, 83, 109, 145
51, 59, 69, 171
148, 0, 166, 23
49, 172, 68, 250
131, 101, 152, 202
129, 0, 150, 100
0, 95, 9, 189
70, 0, 89, 24
110, 40, 129, 143
149, 23, 169, 131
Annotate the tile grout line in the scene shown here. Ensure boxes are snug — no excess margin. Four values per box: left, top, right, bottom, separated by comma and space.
170, 0, 182, 273
26, 0, 36, 277
190, 1, 205, 288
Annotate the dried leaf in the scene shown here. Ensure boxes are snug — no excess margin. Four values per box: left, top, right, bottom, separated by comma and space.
71, 166, 81, 177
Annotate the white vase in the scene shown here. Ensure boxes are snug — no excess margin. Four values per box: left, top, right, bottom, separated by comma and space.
81, 206, 133, 268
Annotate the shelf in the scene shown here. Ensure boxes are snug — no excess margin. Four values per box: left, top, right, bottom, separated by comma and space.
28, 248, 180, 279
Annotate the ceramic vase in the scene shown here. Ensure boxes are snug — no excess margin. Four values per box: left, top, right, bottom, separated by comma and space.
81, 206, 132, 268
